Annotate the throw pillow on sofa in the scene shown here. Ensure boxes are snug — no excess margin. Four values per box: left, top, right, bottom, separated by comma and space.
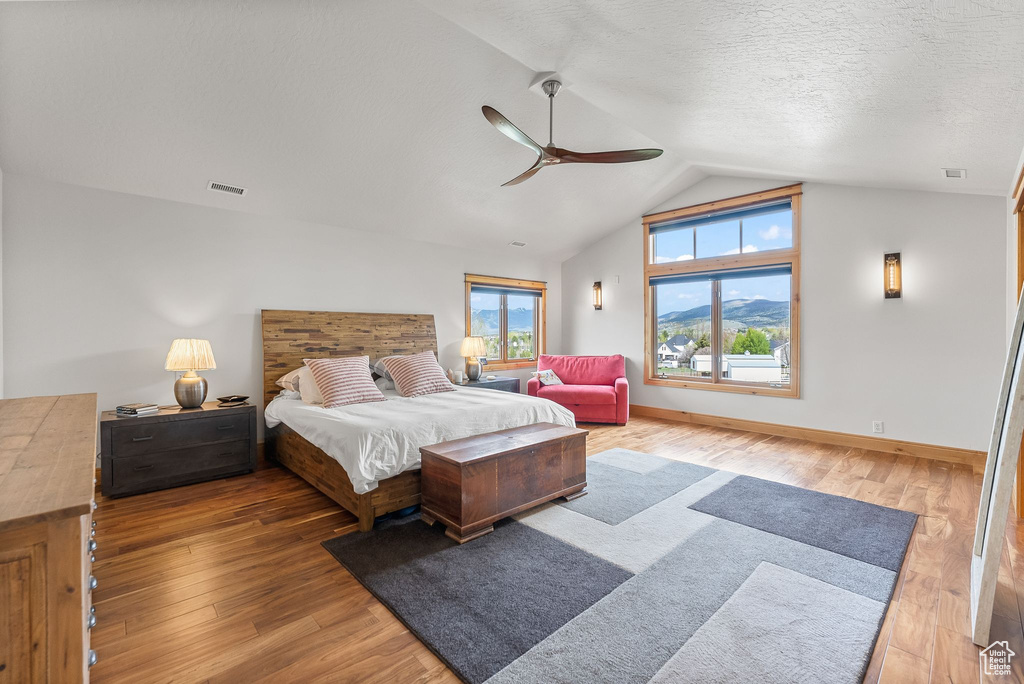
532, 369, 564, 386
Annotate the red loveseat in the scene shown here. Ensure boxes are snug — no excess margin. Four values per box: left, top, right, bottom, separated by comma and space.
527, 354, 628, 425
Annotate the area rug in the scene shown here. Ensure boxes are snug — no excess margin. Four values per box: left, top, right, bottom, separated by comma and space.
322, 448, 917, 684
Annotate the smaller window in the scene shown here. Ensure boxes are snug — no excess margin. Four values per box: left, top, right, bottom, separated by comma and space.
465, 274, 546, 370
648, 199, 794, 264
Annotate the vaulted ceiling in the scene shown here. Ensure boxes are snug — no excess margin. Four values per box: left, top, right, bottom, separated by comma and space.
0, 1, 1021, 260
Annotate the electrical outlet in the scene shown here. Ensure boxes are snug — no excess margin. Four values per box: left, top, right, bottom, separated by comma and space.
872, 421, 884, 434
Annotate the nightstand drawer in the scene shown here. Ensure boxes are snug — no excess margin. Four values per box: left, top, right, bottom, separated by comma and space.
110, 440, 252, 493
109, 413, 250, 457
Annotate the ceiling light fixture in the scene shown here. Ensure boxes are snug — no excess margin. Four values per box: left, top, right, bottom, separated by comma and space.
942, 168, 966, 179
508, 240, 527, 247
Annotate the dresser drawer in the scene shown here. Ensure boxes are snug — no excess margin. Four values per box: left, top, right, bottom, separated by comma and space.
110, 440, 252, 493
109, 413, 250, 457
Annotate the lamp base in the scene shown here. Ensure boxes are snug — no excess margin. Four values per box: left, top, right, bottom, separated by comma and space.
174, 371, 208, 408
466, 358, 483, 381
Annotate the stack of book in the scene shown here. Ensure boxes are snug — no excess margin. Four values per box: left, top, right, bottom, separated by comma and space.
116, 403, 160, 417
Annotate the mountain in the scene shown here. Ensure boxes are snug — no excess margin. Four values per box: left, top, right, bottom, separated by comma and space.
470, 308, 535, 335
658, 299, 789, 331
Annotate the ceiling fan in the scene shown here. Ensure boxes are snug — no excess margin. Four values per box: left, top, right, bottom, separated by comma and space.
482, 79, 663, 187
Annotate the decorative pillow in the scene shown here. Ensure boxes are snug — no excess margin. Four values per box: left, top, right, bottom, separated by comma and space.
369, 359, 396, 390
297, 366, 324, 405
382, 351, 455, 398
371, 358, 394, 381
303, 356, 386, 408
276, 367, 303, 392
532, 369, 564, 386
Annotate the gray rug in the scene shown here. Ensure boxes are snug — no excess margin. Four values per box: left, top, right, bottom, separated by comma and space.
322, 450, 916, 684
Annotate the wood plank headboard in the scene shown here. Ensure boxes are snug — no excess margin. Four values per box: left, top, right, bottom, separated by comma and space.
261, 310, 438, 408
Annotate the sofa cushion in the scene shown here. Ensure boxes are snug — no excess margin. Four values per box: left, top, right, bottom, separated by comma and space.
537, 354, 625, 386
537, 384, 617, 405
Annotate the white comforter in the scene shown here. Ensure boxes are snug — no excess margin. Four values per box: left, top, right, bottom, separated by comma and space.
264, 386, 576, 494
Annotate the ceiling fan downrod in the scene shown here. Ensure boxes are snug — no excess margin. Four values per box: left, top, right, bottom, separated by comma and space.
542, 79, 561, 147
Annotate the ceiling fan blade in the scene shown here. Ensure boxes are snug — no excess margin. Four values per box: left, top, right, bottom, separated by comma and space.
501, 159, 544, 187
482, 106, 544, 155
557, 148, 664, 164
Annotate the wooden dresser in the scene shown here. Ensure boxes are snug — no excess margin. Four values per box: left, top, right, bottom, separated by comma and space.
0, 394, 99, 683
100, 402, 256, 497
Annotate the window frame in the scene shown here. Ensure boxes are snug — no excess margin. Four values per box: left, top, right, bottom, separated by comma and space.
465, 273, 547, 371
643, 184, 802, 398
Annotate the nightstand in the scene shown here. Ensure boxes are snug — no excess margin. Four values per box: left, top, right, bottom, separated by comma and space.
100, 402, 256, 497
464, 376, 521, 393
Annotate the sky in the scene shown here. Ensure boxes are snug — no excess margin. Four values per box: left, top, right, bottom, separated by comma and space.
653, 208, 792, 316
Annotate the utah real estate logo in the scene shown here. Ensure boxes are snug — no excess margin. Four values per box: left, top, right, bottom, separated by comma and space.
980, 640, 1015, 676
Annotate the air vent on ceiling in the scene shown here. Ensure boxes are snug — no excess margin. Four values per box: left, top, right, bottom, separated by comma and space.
942, 168, 966, 179
508, 240, 527, 247
207, 180, 247, 196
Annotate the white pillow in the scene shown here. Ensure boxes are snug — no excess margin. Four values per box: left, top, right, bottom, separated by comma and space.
371, 358, 397, 390
276, 367, 303, 392
374, 377, 392, 393
298, 365, 324, 405
532, 369, 564, 386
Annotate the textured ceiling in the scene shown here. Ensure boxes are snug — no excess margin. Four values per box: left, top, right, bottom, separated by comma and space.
0, 1, 1021, 260
424, 0, 1024, 196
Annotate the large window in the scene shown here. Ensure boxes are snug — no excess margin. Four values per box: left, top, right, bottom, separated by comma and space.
465, 274, 546, 370
644, 185, 801, 397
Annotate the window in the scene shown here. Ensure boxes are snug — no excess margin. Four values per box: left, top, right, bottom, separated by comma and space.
644, 185, 801, 397
465, 274, 546, 370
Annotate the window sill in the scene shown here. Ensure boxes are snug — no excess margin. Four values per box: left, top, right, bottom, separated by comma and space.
482, 361, 537, 371
645, 376, 799, 398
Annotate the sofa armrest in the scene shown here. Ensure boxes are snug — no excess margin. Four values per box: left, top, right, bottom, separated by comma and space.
614, 376, 629, 425
527, 377, 541, 396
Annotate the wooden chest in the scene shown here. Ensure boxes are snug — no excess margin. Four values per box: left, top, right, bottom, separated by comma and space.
419, 422, 588, 543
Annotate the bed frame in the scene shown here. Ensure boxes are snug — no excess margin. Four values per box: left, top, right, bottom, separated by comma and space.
261, 309, 437, 531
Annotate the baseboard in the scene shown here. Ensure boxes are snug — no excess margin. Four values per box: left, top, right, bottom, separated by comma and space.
629, 404, 986, 466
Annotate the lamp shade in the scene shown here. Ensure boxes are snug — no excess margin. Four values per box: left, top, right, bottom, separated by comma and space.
165, 339, 217, 372
459, 336, 487, 358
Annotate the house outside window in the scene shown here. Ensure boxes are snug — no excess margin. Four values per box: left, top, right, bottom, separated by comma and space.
643, 184, 801, 397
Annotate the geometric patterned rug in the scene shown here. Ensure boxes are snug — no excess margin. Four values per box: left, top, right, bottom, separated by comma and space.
322, 449, 918, 683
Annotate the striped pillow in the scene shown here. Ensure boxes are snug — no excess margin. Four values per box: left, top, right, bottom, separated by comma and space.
382, 351, 455, 398
303, 356, 386, 408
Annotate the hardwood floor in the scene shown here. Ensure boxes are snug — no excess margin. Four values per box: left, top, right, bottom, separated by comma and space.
89, 416, 1024, 683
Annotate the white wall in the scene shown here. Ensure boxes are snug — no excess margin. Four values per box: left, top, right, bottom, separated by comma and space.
562, 176, 1007, 450
0, 164, 3, 399
1, 174, 561, 432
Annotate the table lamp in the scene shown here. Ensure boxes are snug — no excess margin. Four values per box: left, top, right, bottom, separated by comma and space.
165, 338, 216, 408
460, 336, 487, 381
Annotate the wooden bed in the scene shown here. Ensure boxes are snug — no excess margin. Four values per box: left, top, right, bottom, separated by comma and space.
261, 309, 437, 531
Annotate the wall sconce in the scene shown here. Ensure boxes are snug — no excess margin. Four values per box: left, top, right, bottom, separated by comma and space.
593, 281, 603, 310
884, 252, 902, 299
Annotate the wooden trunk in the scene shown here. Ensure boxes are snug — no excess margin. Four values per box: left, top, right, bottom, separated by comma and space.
419, 423, 588, 543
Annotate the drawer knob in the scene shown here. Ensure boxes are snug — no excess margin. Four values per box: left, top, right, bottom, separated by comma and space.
132, 435, 154, 442
88, 650, 97, 667
88, 614, 96, 629
89, 574, 98, 591
217, 424, 234, 431
91, 529, 96, 538
92, 501, 98, 511
92, 521, 97, 528
134, 464, 155, 472
88, 540, 97, 552
90, 605, 96, 615
90, 554, 96, 563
